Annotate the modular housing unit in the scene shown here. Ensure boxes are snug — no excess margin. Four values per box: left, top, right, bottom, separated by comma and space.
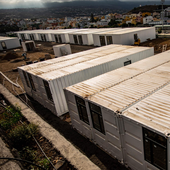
22, 41, 36, 52
93, 27, 156, 46
18, 44, 153, 116
53, 44, 72, 57
51, 29, 87, 44
64, 50, 170, 170
69, 28, 120, 45
0, 37, 20, 50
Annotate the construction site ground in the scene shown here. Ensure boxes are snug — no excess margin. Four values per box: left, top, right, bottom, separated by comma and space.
0, 38, 169, 170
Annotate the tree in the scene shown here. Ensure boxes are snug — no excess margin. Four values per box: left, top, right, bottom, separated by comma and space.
68, 25, 72, 29
90, 13, 95, 23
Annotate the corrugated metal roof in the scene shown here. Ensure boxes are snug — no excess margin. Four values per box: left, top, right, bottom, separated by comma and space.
66, 50, 170, 98
0, 36, 18, 41
87, 61, 170, 113
123, 83, 170, 135
93, 27, 153, 35
19, 44, 121, 71
70, 28, 119, 35
66, 50, 170, 113
35, 46, 151, 80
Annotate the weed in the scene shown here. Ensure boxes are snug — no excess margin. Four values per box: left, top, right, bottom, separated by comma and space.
38, 158, 51, 169
9, 123, 39, 149
0, 105, 22, 130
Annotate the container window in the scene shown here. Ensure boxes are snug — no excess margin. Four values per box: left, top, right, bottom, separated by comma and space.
29, 34, 35, 41
124, 60, 131, 66
21, 34, 25, 40
27, 73, 36, 91
78, 35, 83, 45
106, 36, 113, 45
58, 35, 62, 43
1, 41, 7, 50
23, 71, 30, 87
143, 128, 167, 170
43, 80, 53, 102
99, 36, 106, 46
40, 34, 46, 41
89, 102, 105, 134
55, 35, 58, 43
73, 35, 78, 44
75, 96, 89, 125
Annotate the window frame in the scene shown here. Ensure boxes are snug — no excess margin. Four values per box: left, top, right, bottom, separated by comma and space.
29, 34, 35, 41
124, 60, 131, 66
143, 128, 167, 170
106, 36, 113, 45
58, 35, 62, 43
78, 35, 83, 45
89, 102, 105, 134
75, 96, 89, 125
43, 80, 53, 102
73, 35, 78, 44
27, 73, 36, 91
99, 36, 106, 46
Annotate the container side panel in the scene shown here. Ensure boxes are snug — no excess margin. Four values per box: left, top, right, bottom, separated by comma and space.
123, 119, 145, 170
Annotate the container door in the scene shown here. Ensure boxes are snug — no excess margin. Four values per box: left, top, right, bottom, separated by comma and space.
55, 35, 58, 43
21, 34, 25, 40
73, 35, 78, 44
58, 35, 62, 43
106, 36, 113, 45
1, 41, 7, 50
78, 35, 83, 45
99, 36, 106, 46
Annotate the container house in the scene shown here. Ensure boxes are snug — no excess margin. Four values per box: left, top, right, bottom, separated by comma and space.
18, 44, 153, 116
51, 29, 87, 44
53, 44, 72, 57
22, 41, 36, 52
93, 27, 156, 46
69, 28, 120, 45
0, 37, 21, 50
64, 50, 170, 170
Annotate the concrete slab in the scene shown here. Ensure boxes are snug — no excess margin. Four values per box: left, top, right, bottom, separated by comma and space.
0, 84, 101, 170
0, 137, 21, 170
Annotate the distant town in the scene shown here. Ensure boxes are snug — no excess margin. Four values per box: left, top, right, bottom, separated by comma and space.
0, 4, 170, 34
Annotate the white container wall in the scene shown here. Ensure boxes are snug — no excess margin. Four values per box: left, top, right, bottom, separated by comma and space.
18, 45, 153, 117
93, 27, 156, 46
69, 28, 120, 45
53, 44, 72, 57
65, 50, 170, 170
0, 37, 21, 50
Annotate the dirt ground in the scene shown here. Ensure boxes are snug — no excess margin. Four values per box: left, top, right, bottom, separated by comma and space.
1, 38, 170, 170
140, 37, 170, 54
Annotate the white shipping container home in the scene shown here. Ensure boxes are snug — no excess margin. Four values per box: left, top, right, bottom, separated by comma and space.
0, 37, 21, 50
64, 50, 170, 170
51, 29, 87, 44
93, 27, 156, 46
69, 28, 120, 45
22, 41, 36, 52
18, 44, 153, 116
53, 44, 72, 57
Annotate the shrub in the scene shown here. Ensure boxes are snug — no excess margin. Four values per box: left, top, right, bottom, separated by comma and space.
0, 105, 22, 130
9, 123, 39, 149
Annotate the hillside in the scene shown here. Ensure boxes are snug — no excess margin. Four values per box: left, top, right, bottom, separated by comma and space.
127, 5, 170, 14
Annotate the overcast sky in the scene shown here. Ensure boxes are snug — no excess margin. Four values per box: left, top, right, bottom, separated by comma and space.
0, 0, 168, 9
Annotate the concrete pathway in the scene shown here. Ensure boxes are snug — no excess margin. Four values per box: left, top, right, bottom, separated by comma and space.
0, 137, 21, 170
0, 84, 100, 170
